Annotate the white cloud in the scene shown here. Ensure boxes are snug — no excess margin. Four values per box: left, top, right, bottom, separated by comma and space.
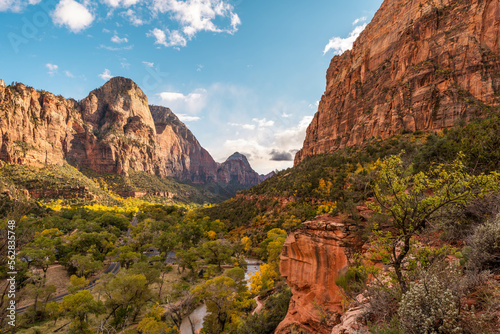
123, 8, 143, 25
46, 63, 58, 76
352, 16, 367, 25
148, 28, 187, 48
177, 114, 200, 122
196, 64, 203, 72
111, 34, 128, 43
229, 122, 256, 130
158, 88, 207, 114
99, 44, 134, 51
323, 23, 367, 55
142, 61, 154, 67
252, 118, 274, 127
64, 70, 74, 77
101, 0, 140, 8
0, 0, 41, 12
151, 0, 240, 47
99, 68, 113, 80
51, 0, 94, 33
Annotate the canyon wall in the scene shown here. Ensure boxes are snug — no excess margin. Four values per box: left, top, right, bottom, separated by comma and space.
295, 0, 500, 165
0, 78, 262, 185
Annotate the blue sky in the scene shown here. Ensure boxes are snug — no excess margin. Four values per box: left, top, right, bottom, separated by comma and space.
0, 0, 383, 174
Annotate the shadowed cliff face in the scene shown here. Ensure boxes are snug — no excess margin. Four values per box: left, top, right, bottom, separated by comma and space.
150, 105, 219, 183
0, 78, 261, 185
295, 0, 500, 165
217, 152, 261, 185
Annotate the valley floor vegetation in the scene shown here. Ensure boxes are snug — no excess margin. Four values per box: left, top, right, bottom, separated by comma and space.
2, 111, 500, 333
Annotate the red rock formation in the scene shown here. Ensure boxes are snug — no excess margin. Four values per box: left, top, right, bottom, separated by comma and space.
217, 152, 260, 185
0, 78, 262, 186
295, 0, 500, 165
150, 105, 218, 183
276, 215, 360, 334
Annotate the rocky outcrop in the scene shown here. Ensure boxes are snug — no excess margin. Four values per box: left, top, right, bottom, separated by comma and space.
0, 78, 262, 186
276, 215, 362, 334
295, 0, 500, 165
217, 152, 260, 185
151, 105, 218, 183
0, 82, 80, 167
71, 77, 161, 175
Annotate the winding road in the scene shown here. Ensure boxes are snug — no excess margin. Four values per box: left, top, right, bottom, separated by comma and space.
17, 261, 120, 314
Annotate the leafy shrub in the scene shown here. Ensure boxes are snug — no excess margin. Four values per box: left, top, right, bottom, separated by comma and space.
467, 214, 500, 271
398, 274, 461, 334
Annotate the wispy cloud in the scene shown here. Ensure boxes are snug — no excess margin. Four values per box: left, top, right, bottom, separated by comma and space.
142, 61, 154, 67
352, 16, 367, 25
323, 23, 367, 55
111, 35, 128, 43
148, 28, 186, 48
99, 44, 134, 51
177, 114, 200, 122
101, 0, 140, 8
64, 70, 74, 78
98, 68, 113, 80
123, 8, 143, 26
0, 0, 41, 13
46, 63, 58, 76
158, 89, 207, 114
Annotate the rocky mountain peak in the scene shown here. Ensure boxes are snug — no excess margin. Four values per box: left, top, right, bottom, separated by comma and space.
217, 152, 260, 185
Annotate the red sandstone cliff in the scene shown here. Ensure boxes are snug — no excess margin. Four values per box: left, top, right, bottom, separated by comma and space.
150, 105, 218, 183
295, 0, 500, 165
0, 78, 261, 185
276, 215, 361, 334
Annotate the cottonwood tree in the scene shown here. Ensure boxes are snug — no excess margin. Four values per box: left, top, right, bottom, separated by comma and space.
60, 290, 104, 334
371, 152, 500, 293
193, 276, 254, 334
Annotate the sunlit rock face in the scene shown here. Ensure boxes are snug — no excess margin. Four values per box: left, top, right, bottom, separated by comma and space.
295, 0, 500, 165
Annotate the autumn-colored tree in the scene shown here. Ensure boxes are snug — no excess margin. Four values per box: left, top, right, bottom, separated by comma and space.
372, 152, 500, 292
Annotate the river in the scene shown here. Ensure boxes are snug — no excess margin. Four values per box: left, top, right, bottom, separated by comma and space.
179, 259, 261, 334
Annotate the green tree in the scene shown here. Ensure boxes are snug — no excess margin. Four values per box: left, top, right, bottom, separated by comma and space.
60, 290, 104, 334
193, 276, 254, 334
96, 271, 152, 327
69, 254, 103, 278
372, 152, 500, 292
201, 239, 234, 271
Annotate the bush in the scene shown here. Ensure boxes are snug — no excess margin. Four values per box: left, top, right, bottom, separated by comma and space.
467, 214, 500, 271
398, 274, 461, 334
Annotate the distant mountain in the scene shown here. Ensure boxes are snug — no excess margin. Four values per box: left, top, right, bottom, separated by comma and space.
217, 152, 260, 185
0, 77, 264, 192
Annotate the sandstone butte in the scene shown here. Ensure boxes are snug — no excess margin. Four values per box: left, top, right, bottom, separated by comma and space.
295, 0, 500, 165
0, 77, 261, 185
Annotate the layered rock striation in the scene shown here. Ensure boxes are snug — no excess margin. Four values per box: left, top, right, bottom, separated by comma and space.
0, 78, 261, 185
276, 215, 362, 334
295, 0, 500, 165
